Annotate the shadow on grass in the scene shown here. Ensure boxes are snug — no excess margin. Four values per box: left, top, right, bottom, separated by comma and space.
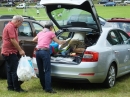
1, 73, 130, 92
51, 73, 130, 91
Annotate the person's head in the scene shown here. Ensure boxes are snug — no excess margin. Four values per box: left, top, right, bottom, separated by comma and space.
11, 15, 24, 28
44, 21, 53, 30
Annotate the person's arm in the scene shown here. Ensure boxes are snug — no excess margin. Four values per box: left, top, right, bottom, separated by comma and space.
53, 36, 65, 44
10, 38, 25, 56
32, 36, 38, 42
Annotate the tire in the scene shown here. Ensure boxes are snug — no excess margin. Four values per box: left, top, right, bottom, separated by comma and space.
0, 62, 7, 79
103, 64, 116, 88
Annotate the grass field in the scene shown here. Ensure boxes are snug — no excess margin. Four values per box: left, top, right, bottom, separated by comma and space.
0, 5, 130, 20
0, 7, 49, 20
1, 4, 130, 97
95, 4, 130, 19
1, 73, 130, 97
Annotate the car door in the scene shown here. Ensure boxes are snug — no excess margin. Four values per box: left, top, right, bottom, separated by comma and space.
18, 21, 36, 57
117, 30, 130, 71
107, 30, 128, 74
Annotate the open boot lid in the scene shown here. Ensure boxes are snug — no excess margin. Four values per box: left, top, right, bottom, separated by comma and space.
40, 0, 102, 33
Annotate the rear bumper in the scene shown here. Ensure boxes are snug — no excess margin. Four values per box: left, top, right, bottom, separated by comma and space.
52, 76, 90, 83
50, 62, 107, 83
32, 58, 107, 83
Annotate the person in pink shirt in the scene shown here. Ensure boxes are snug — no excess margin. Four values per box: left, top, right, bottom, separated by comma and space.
33, 21, 65, 93
1, 15, 26, 92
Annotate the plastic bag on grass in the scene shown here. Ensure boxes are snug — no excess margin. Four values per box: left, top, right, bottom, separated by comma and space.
17, 56, 37, 81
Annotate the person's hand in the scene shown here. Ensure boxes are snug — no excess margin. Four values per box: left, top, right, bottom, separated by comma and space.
62, 40, 66, 44
19, 49, 25, 56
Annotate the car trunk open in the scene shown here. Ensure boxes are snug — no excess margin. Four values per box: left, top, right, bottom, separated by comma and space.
39, 0, 102, 64
50, 28, 100, 64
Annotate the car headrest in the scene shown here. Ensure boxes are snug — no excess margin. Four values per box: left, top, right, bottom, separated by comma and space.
72, 32, 85, 41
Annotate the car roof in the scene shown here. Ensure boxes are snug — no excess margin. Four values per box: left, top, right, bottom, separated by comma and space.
0, 15, 36, 20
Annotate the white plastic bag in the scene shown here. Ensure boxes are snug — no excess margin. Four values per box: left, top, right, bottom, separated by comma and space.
32, 57, 39, 75
17, 56, 36, 81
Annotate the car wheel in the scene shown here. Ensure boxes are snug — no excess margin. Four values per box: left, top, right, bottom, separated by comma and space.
103, 64, 116, 88
0, 62, 7, 79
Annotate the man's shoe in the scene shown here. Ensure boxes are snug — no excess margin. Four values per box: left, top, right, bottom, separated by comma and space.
46, 90, 57, 93
20, 88, 28, 92
19, 81, 24, 86
15, 88, 28, 93
8, 88, 14, 91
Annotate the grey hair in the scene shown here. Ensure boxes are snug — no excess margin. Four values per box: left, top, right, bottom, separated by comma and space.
44, 21, 53, 29
12, 15, 24, 22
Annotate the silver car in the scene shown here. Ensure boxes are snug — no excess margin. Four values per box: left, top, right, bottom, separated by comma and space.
32, 0, 130, 88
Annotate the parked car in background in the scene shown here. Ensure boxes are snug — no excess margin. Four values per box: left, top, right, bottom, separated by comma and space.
32, 0, 130, 88
124, 0, 130, 4
119, 2, 127, 6
16, 3, 29, 9
106, 18, 130, 36
103, 2, 116, 6
34, 3, 44, 8
3, 1, 16, 7
98, 0, 109, 4
34, 1, 44, 8
113, 0, 122, 3
0, 15, 44, 78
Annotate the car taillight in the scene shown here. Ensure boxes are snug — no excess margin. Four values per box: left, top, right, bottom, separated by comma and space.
32, 48, 37, 58
82, 51, 99, 62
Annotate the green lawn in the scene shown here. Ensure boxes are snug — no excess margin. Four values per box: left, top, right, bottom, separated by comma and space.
0, 5, 130, 20
1, 74, 130, 97
95, 4, 130, 19
0, 7, 49, 20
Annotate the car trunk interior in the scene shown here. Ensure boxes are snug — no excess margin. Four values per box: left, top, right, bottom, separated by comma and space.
50, 30, 100, 64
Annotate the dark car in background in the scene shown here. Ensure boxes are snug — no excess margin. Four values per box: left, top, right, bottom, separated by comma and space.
103, 2, 116, 6
0, 15, 44, 78
3, 1, 16, 7
106, 18, 130, 36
